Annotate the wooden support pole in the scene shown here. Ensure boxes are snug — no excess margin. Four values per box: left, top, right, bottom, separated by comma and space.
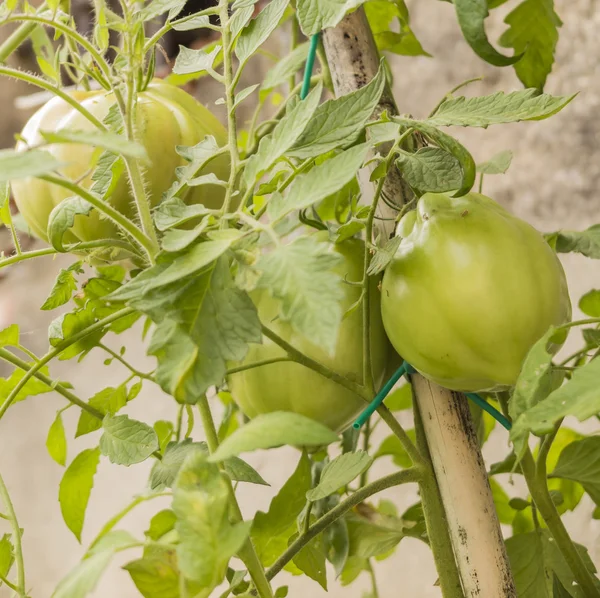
322, 9, 517, 597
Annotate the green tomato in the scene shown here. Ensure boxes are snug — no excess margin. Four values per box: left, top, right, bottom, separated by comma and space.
381, 192, 571, 392
11, 79, 228, 246
228, 236, 389, 431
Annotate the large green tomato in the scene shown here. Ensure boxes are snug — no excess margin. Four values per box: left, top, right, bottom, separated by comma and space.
381, 192, 571, 392
228, 236, 389, 431
11, 79, 228, 245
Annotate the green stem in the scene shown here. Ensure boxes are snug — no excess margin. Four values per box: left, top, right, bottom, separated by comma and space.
266, 467, 422, 582
359, 417, 371, 487
0, 66, 106, 130
225, 357, 293, 376
0, 20, 38, 63
0, 471, 26, 597
0, 307, 134, 419
0, 571, 18, 592
0, 347, 104, 419
39, 175, 156, 261
366, 560, 379, 598
219, 0, 239, 226
0, 239, 137, 270
4, 15, 112, 83
261, 324, 369, 400
175, 404, 185, 442
98, 343, 153, 380
414, 402, 465, 598
521, 449, 600, 598
197, 395, 274, 598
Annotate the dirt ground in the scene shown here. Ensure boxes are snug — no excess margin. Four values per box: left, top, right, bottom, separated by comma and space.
0, 0, 598, 596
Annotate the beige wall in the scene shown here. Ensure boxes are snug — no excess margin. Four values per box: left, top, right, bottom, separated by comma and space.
0, 0, 598, 596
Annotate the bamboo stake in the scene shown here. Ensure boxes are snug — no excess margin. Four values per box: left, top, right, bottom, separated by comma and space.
322, 9, 517, 597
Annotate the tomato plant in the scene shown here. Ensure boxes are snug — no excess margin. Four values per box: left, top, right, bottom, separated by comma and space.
0, 0, 598, 598
229, 236, 389, 431
381, 191, 572, 392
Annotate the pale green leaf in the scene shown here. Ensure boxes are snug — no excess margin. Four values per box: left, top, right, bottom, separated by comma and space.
476, 149, 513, 174
173, 45, 221, 75
59, 448, 101, 541
52, 551, 113, 598
0, 149, 63, 182
47, 197, 94, 252
99, 414, 158, 466
261, 42, 310, 90
429, 90, 574, 127
40, 130, 147, 160
0, 534, 14, 580
499, 0, 562, 90
396, 147, 463, 193
40, 262, 82, 311
0, 324, 19, 348
76, 385, 128, 437
210, 413, 338, 461
236, 0, 289, 66
297, 0, 367, 36
579, 290, 600, 317
549, 226, 600, 259
172, 14, 211, 31
47, 412, 67, 466
288, 65, 385, 159
256, 236, 344, 353
307, 451, 372, 501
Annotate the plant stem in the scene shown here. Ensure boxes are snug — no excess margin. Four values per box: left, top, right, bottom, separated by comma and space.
0, 66, 106, 129
377, 404, 426, 468
40, 175, 156, 261
0, 307, 135, 419
0, 347, 104, 419
414, 402, 465, 598
0, 239, 137, 270
359, 417, 371, 487
366, 560, 379, 598
219, 0, 239, 225
261, 325, 369, 400
266, 467, 422, 582
521, 449, 600, 597
0, 471, 26, 597
225, 357, 292, 376
98, 343, 153, 380
197, 395, 274, 598
0, 20, 37, 63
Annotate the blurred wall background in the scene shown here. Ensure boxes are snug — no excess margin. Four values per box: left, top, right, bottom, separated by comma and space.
0, 0, 598, 596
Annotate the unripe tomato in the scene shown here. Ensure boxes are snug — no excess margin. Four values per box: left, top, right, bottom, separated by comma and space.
228, 237, 389, 431
381, 192, 571, 392
11, 80, 228, 245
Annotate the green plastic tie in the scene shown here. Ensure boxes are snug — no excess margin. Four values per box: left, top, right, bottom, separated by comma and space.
354, 362, 512, 431
300, 34, 320, 100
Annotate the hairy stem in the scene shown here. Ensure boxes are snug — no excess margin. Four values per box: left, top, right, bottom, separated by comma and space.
0, 471, 26, 597
266, 467, 422, 581
225, 357, 293, 376
521, 449, 600, 597
197, 395, 274, 598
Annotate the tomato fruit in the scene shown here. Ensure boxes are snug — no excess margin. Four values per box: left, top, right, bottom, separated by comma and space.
11, 79, 228, 246
381, 192, 571, 392
228, 236, 389, 431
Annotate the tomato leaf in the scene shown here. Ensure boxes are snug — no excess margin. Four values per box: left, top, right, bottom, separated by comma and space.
172, 14, 211, 31
0, 324, 19, 348
251, 452, 312, 566
59, 447, 101, 541
307, 451, 372, 501
262, 42, 310, 91
47, 197, 95, 253
0, 534, 14, 581
0, 366, 54, 405
173, 44, 221, 76
296, 0, 366, 35
579, 290, 600, 317
364, 0, 429, 57
512, 357, 600, 448
476, 150, 513, 175
256, 236, 344, 353
499, 0, 562, 91
374, 430, 416, 469
288, 65, 385, 159
40, 130, 147, 160
244, 82, 322, 186
506, 530, 597, 598
99, 414, 158, 466
454, 0, 522, 66
210, 413, 338, 461
552, 437, 600, 507
46, 411, 68, 467
547, 226, 600, 260
428, 89, 575, 128
141, 0, 187, 21
290, 532, 328, 590
76, 385, 128, 437
173, 452, 250, 586
124, 546, 183, 598
268, 143, 370, 221
396, 147, 463, 193
383, 383, 412, 411
40, 262, 83, 311
236, 0, 289, 66
151, 440, 206, 490
224, 456, 270, 486
0, 149, 63, 182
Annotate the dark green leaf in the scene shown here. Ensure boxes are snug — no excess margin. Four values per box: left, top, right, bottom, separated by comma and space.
150, 440, 206, 490
224, 457, 270, 486
99, 414, 158, 465
47, 197, 94, 252
145, 509, 177, 541
367, 236, 402, 276
396, 147, 463, 193
290, 533, 327, 590
41, 262, 83, 310
548, 226, 600, 259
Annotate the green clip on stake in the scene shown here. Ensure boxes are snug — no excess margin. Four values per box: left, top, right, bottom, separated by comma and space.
353, 362, 512, 431
300, 34, 320, 100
